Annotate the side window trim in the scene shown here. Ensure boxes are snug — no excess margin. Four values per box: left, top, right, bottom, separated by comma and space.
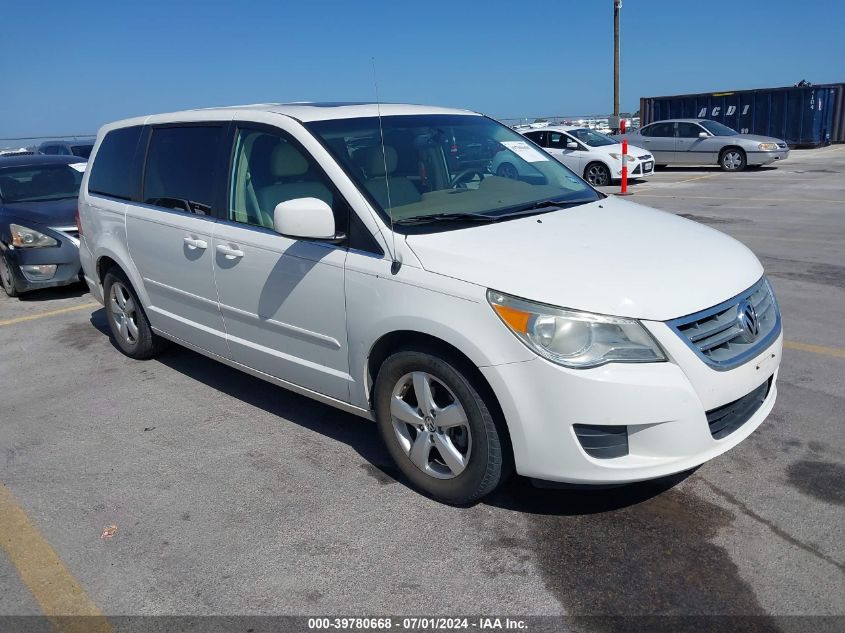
223, 121, 354, 244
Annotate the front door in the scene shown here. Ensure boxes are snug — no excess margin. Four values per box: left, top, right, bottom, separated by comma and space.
212, 124, 352, 401
675, 121, 715, 164
545, 131, 587, 173
126, 123, 229, 357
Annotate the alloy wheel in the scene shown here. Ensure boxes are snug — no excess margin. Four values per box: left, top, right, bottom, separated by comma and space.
109, 281, 139, 345
390, 371, 472, 479
723, 151, 743, 170
586, 164, 610, 186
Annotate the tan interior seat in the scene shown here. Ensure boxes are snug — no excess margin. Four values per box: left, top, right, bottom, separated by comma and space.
256, 142, 333, 228
354, 145, 421, 210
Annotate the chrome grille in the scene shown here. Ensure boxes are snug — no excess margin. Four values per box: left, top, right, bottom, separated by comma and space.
668, 277, 781, 370
777, 143, 787, 149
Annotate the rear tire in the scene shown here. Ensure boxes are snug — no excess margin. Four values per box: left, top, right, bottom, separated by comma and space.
103, 268, 166, 359
720, 148, 746, 171
374, 348, 509, 504
0, 253, 19, 297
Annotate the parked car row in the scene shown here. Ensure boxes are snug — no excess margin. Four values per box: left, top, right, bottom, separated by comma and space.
53, 102, 784, 505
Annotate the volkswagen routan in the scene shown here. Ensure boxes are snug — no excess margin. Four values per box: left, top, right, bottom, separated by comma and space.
78, 103, 782, 504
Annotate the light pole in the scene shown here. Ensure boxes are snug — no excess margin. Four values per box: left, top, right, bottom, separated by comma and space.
613, 0, 621, 131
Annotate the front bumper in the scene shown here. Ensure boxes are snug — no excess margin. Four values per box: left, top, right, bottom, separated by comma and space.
614, 159, 654, 179
749, 149, 789, 165
2, 232, 82, 293
481, 327, 782, 484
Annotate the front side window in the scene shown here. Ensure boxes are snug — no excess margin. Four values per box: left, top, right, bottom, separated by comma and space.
567, 128, 617, 147
88, 126, 144, 200
228, 127, 338, 229
143, 126, 223, 214
0, 164, 83, 202
548, 132, 578, 149
699, 120, 739, 136
306, 114, 599, 230
677, 122, 705, 138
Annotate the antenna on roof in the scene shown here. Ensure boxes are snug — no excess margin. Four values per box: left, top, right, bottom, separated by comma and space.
372, 57, 401, 275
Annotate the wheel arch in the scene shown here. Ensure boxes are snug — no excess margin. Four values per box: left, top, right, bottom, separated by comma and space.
583, 160, 612, 182
93, 248, 151, 307
366, 329, 514, 460
719, 144, 746, 158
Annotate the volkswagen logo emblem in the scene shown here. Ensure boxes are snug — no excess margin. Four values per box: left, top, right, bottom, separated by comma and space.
736, 300, 760, 343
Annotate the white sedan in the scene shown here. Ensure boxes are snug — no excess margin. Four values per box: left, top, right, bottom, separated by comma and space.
522, 126, 654, 186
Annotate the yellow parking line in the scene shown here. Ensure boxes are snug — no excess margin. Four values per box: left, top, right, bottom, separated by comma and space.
0, 302, 99, 327
0, 483, 113, 633
784, 340, 845, 359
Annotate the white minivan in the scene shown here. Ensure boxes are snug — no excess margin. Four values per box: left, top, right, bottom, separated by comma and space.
78, 103, 782, 504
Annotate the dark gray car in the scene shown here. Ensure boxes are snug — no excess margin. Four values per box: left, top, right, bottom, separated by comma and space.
617, 119, 789, 171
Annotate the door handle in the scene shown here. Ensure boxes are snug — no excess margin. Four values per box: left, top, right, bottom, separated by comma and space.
216, 243, 244, 260
183, 236, 208, 250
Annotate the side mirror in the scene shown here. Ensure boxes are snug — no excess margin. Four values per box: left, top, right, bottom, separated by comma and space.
698, 132, 709, 138
273, 198, 342, 242
566, 140, 579, 150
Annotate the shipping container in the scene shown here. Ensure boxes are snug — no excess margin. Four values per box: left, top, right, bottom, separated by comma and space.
639, 83, 845, 148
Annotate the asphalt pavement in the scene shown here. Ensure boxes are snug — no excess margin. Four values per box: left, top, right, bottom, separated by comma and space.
1, 147, 843, 630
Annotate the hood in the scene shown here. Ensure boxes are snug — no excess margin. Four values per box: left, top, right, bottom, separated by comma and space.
0, 198, 77, 228
591, 143, 650, 158
405, 196, 763, 321
736, 134, 785, 144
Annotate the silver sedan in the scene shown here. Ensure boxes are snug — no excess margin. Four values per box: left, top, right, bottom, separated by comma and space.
616, 119, 789, 171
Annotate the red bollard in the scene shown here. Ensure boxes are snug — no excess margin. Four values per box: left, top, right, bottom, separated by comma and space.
616, 134, 633, 196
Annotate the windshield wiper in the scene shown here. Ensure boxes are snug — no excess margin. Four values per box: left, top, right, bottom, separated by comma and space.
501, 198, 598, 216
394, 212, 497, 226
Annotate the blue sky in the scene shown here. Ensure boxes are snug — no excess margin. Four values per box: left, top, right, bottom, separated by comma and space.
1, 0, 842, 139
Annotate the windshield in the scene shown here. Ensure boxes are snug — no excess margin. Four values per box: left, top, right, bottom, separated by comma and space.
567, 128, 617, 147
0, 163, 84, 202
699, 120, 739, 136
306, 114, 600, 229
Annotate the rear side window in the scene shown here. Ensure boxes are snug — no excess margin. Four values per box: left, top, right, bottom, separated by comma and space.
143, 126, 223, 215
88, 126, 144, 200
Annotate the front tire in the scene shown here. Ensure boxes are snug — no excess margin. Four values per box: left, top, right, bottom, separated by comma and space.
103, 268, 166, 359
374, 348, 509, 504
0, 253, 19, 297
584, 162, 611, 186
720, 148, 746, 171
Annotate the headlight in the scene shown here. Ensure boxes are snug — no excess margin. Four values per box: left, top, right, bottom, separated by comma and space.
10, 224, 58, 248
608, 153, 635, 161
758, 143, 779, 151
487, 290, 666, 368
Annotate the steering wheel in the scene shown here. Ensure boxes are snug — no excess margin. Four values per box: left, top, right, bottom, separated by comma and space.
450, 168, 480, 188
